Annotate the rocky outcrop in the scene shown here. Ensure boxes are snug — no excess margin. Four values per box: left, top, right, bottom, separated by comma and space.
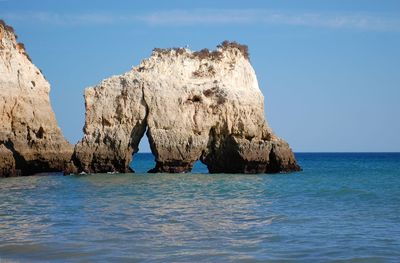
0, 20, 73, 177
0, 144, 17, 176
70, 41, 300, 174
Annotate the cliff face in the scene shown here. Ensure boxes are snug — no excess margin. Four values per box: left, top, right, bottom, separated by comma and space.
71, 41, 300, 174
0, 20, 73, 176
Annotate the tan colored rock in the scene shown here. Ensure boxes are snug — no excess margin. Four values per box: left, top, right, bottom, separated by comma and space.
71, 41, 300, 174
71, 72, 147, 173
0, 144, 17, 177
0, 20, 73, 176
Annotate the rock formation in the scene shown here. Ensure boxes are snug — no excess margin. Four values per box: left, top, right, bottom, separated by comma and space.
70, 41, 300, 174
0, 20, 73, 177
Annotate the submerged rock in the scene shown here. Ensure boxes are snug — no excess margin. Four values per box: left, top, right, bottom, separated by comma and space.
0, 20, 73, 176
71, 41, 300, 174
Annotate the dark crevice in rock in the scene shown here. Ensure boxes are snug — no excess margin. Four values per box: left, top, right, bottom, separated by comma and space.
265, 145, 281, 173
187, 95, 202, 103
202, 135, 245, 173
36, 126, 44, 139
1, 140, 63, 176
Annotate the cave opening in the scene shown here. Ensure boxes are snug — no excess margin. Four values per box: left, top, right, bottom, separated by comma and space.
192, 159, 208, 174
129, 128, 156, 173
129, 127, 209, 174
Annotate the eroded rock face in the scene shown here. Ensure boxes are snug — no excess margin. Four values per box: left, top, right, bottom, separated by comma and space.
0, 144, 17, 177
71, 41, 300, 174
0, 20, 73, 176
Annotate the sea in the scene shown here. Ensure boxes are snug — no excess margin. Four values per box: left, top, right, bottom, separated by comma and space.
0, 153, 399, 262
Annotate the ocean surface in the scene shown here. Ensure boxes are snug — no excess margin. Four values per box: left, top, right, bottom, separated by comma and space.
0, 153, 399, 262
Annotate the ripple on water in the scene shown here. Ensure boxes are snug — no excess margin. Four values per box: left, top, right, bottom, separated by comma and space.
1, 153, 400, 262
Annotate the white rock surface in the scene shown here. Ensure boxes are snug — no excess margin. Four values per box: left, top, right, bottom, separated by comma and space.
72, 42, 300, 173
0, 20, 73, 176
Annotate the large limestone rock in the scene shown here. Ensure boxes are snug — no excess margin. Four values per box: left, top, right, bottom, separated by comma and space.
71, 41, 300, 174
0, 20, 73, 176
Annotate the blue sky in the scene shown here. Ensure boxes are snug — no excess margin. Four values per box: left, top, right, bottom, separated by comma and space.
1, 0, 399, 152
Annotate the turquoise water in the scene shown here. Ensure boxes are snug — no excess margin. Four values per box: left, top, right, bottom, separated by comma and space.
1, 153, 400, 262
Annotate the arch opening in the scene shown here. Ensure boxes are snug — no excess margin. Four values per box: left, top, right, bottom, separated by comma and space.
129, 128, 156, 174
192, 159, 208, 174
129, 127, 210, 174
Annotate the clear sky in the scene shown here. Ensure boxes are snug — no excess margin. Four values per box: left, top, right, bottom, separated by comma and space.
1, 0, 399, 152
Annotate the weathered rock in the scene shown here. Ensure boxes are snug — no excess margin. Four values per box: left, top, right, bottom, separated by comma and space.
71, 41, 300, 174
71, 72, 147, 173
0, 144, 17, 177
0, 20, 73, 176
